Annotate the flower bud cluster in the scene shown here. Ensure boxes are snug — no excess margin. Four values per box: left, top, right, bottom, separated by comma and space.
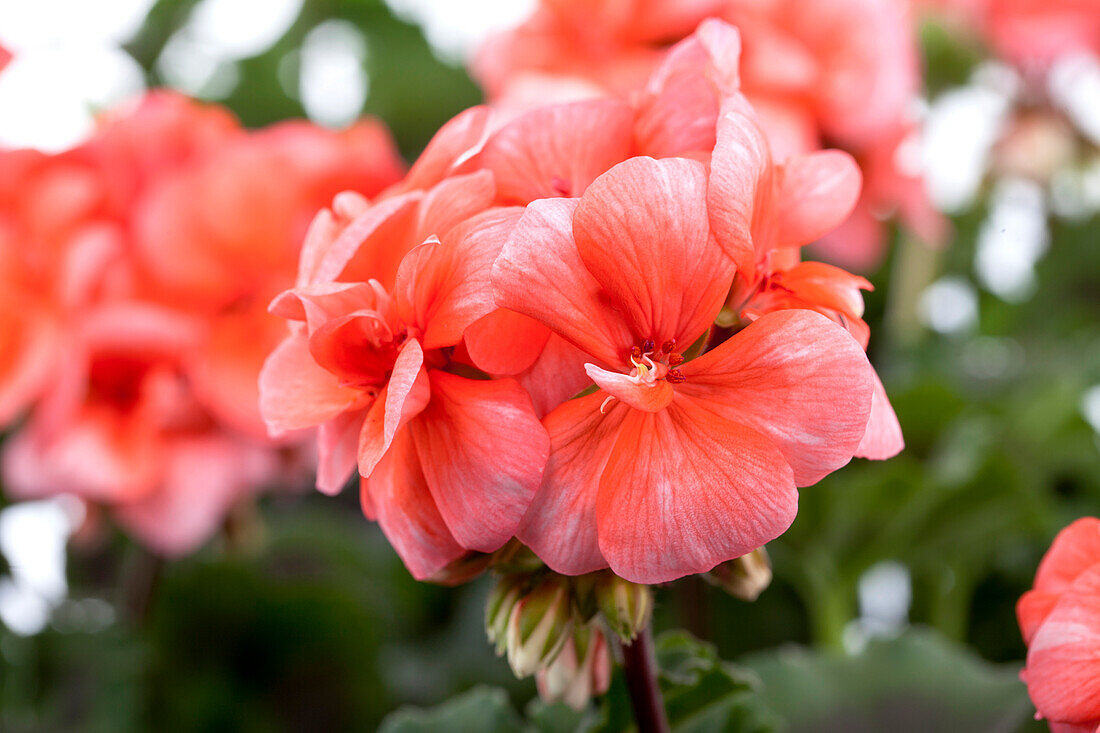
704, 547, 773, 601
485, 569, 652, 707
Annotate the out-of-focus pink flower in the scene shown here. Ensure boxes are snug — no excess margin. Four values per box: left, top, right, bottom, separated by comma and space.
260, 167, 549, 580
0, 44, 11, 72
1018, 518, 1100, 732
985, 0, 1100, 69
1, 91, 405, 557
474, 0, 945, 271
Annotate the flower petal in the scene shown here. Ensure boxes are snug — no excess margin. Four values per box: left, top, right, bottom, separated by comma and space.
316, 409, 365, 495
679, 310, 874, 486
1034, 518, 1100, 595
1026, 566, 1100, 723
398, 106, 493, 193
410, 371, 549, 553
573, 155, 733, 348
518, 392, 626, 575
596, 399, 797, 584
357, 339, 429, 477
258, 333, 367, 434
362, 429, 465, 580
482, 98, 634, 203
584, 364, 673, 412
465, 309, 551, 376
493, 197, 634, 366
395, 207, 523, 350
855, 370, 904, 460
707, 103, 773, 275
775, 150, 863, 249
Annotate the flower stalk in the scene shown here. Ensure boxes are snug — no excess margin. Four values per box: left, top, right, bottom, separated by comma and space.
619, 623, 669, 733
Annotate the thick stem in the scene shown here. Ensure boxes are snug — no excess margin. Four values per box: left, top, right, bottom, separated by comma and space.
620, 625, 670, 733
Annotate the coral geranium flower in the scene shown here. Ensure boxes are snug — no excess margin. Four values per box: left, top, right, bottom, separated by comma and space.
1018, 517, 1100, 732
493, 153, 875, 584
260, 179, 550, 579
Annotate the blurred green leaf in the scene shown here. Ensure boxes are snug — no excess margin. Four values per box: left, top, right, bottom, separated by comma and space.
379, 686, 524, 733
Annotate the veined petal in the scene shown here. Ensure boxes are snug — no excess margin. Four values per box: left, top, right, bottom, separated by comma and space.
585, 364, 673, 413
357, 339, 429, 477
1026, 566, 1100, 723
775, 150, 863, 249
1034, 518, 1100, 595
518, 392, 626, 575
574, 156, 733, 348
306, 192, 421, 287
482, 98, 633, 203
493, 197, 634, 366
362, 429, 465, 580
465, 309, 551, 376
596, 399, 797, 584
514, 334, 594, 419
414, 170, 497, 244
708, 103, 773, 275
316, 409, 365, 495
259, 333, 367, 434
411, 371, 549, 553
395, 207, 523, 350
679, 310, 874, 486
398, 106, 493, 193
855, 370, 904, 460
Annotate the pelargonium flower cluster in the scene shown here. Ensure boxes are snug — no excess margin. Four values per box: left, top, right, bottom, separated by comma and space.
260, 20, 903, 586
0, 92, 404, 556
1018, 518, 1100, 732
474, 0, 947, 272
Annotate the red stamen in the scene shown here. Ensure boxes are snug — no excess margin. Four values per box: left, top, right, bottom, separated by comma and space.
630, 345, 643, 361
661, 339, 676, 354
642, 339, 655, 353
666, 369, 686, 384
668, 353, 684, 367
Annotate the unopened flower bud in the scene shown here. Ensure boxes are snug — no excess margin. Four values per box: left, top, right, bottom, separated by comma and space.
504, 576, 574, 678
536, 622, 611, 710
485, 575, 525, 654
595, 574, 651, 642
705, 547, 772, 601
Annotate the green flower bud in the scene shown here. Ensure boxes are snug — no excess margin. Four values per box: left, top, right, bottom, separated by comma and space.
505, 576, 574, 678
595, 574, 651, 642
536, 621, 611, 711
705, 547, 772, 601
485, 575, 525, 654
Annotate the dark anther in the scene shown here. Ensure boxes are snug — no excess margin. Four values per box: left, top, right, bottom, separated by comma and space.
661, 339, 676, 354
642, 339, 655, 353
666, 369, 686, 384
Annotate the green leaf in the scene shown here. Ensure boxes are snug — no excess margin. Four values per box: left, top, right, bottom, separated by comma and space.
379, 686, 524, 733
742, 629, 1038, 732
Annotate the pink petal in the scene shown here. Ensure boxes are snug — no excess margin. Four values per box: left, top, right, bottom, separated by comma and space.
1034, 518, 1100, 595
518, 392, 626, 575
259, 333, 367, 434
362, 429, 466, 580
775, 150, 863, 249
398, 106, 493, 193
595, 398, 797, 584
410, 371, 548, 553
481, 98, 633, 203
707, 103, 773, 275
679, 310, 874, 486
513, 334, 594, 418
855, 370, 904, 460
464, 309, 551, 375
357, 339, 430, 477
493, 197, 634, 367
1026, 566, 1100, 723
584, 363, 673, 412
316, 409, 366, 495
573, 156, 733, 349
395, 207, 523, 350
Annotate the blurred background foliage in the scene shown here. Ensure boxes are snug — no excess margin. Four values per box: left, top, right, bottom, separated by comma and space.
2, 0, 1098, 730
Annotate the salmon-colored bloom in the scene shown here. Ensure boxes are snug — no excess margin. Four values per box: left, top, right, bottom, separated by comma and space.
1, 91, 405, 556
712, 106, 905, 459
259, 172, 550, 579
475, 1, 945, 271
494, 152, 875, 584
1018, 518, 1100, 732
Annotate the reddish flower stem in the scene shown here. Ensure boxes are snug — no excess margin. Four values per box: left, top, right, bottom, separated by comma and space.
620, 624, 670, 733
